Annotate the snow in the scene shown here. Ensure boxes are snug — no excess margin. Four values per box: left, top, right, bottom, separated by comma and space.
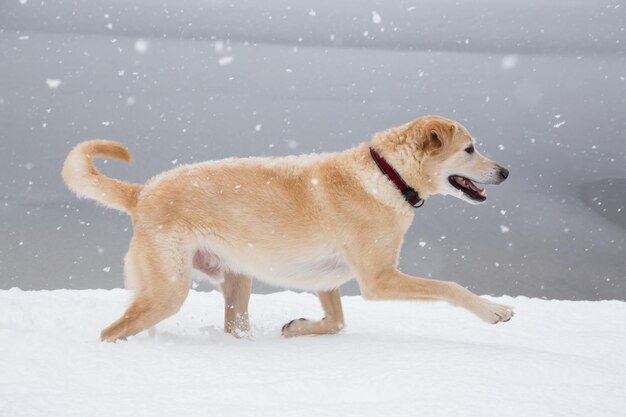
372, 11, 382, 25
45, 78, 61, 89
133, 39, 149, 54
213, 40, 225, 53
1, 289, 625, 417
218, 56, 234, 66
500, 55, 518, 70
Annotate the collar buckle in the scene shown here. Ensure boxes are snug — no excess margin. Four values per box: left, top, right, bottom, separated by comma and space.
404, 189, 425, 208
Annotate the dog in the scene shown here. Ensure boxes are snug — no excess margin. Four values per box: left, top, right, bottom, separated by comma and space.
62, 115, 513, 342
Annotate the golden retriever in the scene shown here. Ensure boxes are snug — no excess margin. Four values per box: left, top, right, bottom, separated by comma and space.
62, 115, 513, 341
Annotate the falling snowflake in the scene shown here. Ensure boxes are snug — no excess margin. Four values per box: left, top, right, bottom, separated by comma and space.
500, 55, 518, 70
133, 39, 149, 54
46, 79, 62, 89
218, 56, 234, 66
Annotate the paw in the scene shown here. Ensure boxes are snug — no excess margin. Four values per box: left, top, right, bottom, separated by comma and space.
225, 324, 252, 339
476, 300, 515, 324
225, 314, 251, 338
281, 318, 308, 337
281, 317, 344, 337
100, 327, 126, 343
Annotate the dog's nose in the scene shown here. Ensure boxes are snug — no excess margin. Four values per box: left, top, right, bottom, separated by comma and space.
499, 167, 509, 180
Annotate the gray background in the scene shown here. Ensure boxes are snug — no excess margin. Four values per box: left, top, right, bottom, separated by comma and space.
1, 0, 624, 300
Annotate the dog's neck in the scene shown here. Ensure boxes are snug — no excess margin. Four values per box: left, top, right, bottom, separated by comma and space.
343, 144, 425, 214
369, 147, 423, 208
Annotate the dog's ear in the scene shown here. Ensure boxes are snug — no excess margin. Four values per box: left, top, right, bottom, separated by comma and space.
426, 130, 443, 152
422, 119, 455, 154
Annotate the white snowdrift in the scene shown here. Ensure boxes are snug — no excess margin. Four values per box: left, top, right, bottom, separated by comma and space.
1, 289, 625, 417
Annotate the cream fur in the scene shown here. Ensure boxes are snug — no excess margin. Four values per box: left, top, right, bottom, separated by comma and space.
62, 115, 514, 342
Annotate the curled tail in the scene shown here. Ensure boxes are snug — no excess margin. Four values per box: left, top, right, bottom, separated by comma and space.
62, 140, 142, 214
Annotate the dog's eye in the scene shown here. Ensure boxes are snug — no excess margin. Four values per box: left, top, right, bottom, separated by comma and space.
465, 145, 475, 154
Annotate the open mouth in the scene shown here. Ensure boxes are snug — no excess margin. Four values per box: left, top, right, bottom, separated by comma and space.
448, 175, 487, 202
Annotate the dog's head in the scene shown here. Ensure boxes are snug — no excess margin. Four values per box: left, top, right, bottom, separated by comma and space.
373, 115, 509, 204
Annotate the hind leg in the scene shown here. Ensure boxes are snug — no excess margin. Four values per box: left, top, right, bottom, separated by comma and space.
221, 272, 252, 337
281, 288, 345, 337
100, 234, 191, 342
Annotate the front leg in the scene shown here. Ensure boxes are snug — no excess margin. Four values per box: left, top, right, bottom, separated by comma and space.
342, 227, 514, 324
282, 288, 345, 337
359, 269, 513, 324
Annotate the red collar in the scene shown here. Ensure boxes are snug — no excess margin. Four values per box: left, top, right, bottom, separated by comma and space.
369, 147, 424, 208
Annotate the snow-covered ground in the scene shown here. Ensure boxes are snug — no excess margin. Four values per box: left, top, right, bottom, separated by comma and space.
1, 289, 625, 417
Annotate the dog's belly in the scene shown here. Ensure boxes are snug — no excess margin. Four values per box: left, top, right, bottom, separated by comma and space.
262, 255, 354, 291
192, 249, 353, 291
192, 250, 225, 284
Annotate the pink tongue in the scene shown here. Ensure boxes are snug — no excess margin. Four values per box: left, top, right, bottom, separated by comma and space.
467, 180, 483, 193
